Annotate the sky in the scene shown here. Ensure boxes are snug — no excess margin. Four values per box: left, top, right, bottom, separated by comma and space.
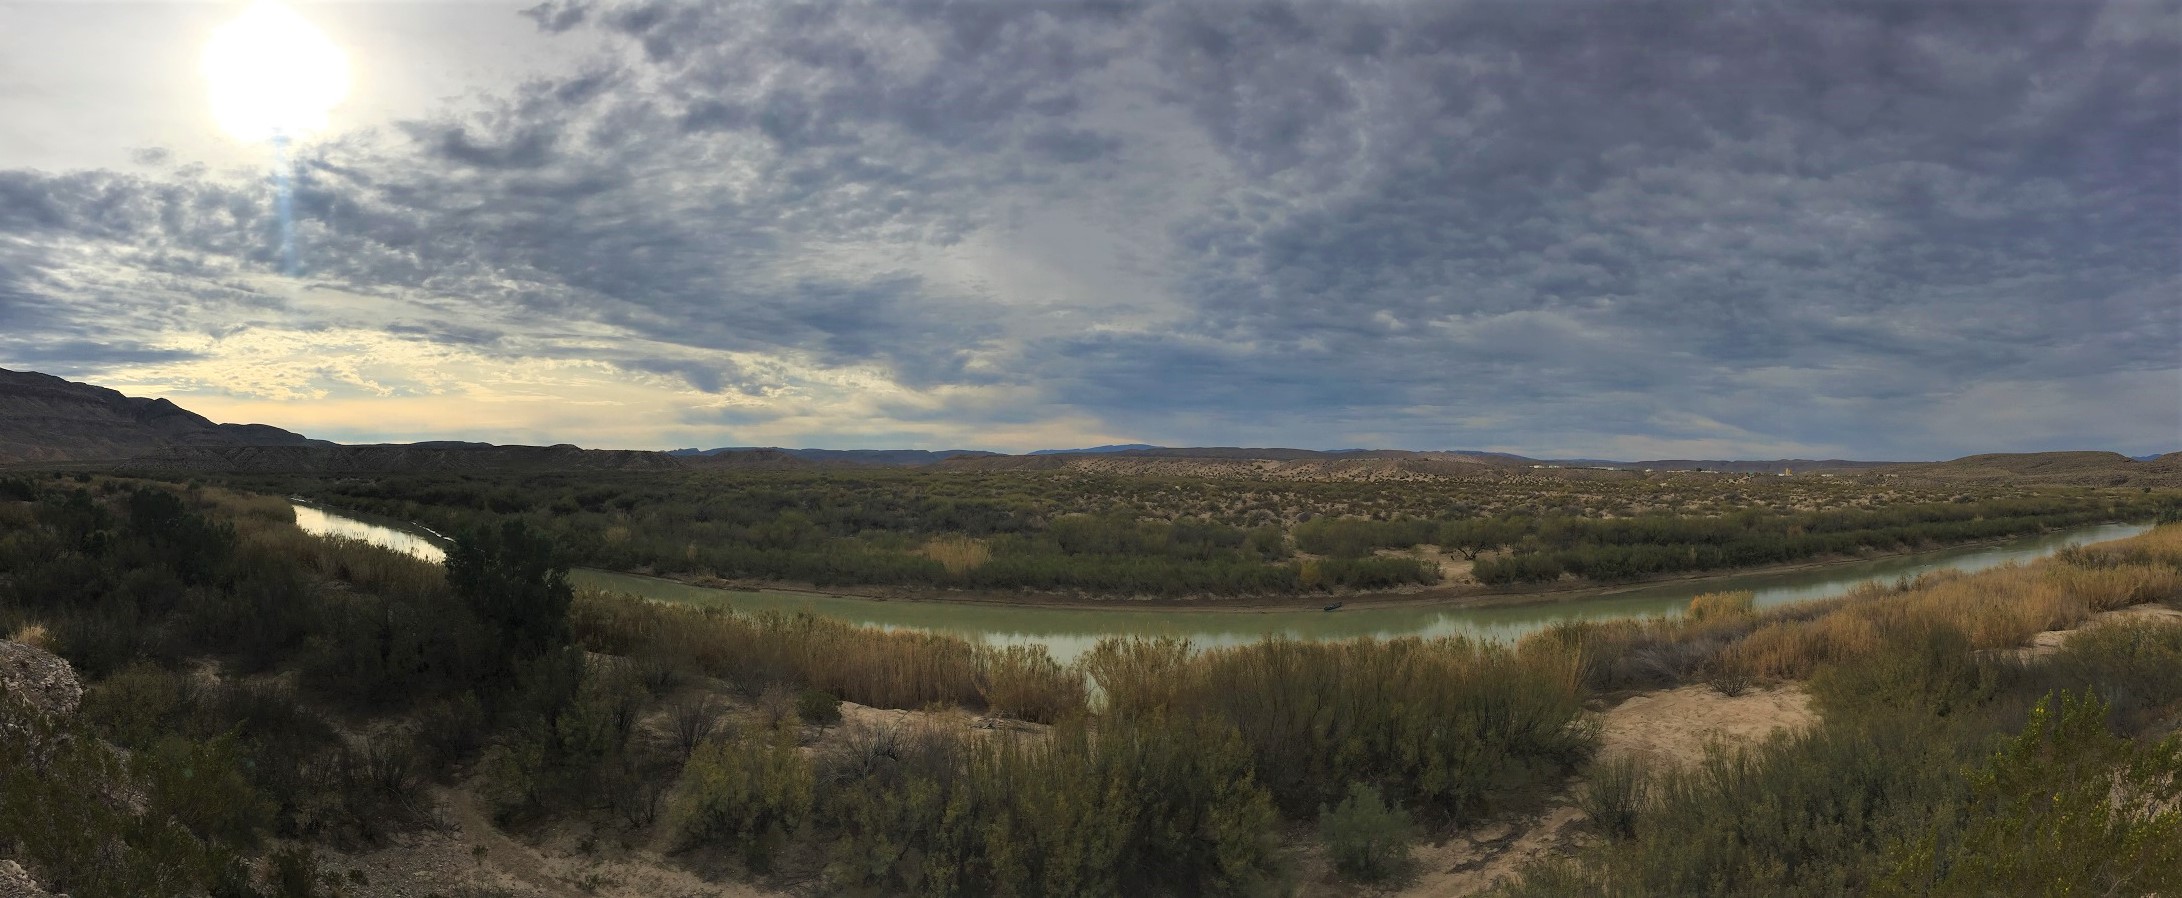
0, 0, 2175, 459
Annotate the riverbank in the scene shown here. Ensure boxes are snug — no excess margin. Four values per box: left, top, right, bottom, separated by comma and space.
612, 522, 2153, 614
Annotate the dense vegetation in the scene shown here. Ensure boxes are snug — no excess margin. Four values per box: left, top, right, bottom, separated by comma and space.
1500, 524, 2182, 896
0, 474, 1588, 896
211, 467, 2172, 597
3, 473, 2176, 897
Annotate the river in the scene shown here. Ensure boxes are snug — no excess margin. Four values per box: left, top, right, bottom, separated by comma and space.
286, 501, 2148, 663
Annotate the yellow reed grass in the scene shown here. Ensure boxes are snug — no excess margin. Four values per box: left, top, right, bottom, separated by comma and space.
1686, 590, 1756, 623
6, 624, 52, 651
242, 525, 449, 599
919, 535, 992, 574
569, 588, 1085, 722
1699, 524, 2182, 680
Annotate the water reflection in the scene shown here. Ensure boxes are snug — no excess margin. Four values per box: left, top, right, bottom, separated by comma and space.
290, 503, 448, 563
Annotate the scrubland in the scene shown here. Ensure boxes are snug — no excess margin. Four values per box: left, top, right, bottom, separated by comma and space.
0, 473, 2176, 897
214, 467, 2174, 598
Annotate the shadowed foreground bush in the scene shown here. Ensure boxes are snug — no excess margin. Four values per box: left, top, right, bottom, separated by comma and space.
1087, 634, 1595, 823
815, 714, 1283, 897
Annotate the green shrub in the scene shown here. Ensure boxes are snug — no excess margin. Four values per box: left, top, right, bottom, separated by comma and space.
672, 725, 814, 872
797, 688, 843, 727
1877, 690, 2182, 897
817, 714, 1282, 897
1319, 782, 1415, 884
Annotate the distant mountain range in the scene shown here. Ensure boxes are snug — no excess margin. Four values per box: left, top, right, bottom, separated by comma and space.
1, 368, 2174, 485
669, 447, 1002, 466
1027, 443, 1163, 455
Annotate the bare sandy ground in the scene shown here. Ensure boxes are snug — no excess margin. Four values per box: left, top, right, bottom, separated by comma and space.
1594, 683, 1817, 770
1391, 684, 1817, 898
2011, 603, 2182, 660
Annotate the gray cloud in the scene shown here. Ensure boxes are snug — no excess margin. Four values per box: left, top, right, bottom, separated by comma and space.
0, 0, 2173, 456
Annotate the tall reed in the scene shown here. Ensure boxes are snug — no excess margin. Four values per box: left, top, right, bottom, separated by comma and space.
568, 589, 1085, 722
1528, 524, 2182, 685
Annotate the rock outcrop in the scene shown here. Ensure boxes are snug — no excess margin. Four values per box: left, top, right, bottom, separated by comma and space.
0, 860, 60, 898
0, 639, 81, 716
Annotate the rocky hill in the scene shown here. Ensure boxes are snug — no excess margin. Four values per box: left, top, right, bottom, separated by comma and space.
0, 367, 328, 464
0, 369, 695, 473
1891, 451, 2182, 486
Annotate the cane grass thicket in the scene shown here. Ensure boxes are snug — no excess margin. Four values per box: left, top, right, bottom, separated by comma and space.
919, 534, 993, 573
1526, 523, 2182, 689
567, 587, 1085, 720
1684, 590, 1755, 623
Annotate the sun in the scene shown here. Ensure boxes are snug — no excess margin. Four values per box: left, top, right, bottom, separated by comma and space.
202, 2, 350, 143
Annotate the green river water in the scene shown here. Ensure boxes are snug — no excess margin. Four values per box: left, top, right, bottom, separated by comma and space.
288, 502, 2148, 663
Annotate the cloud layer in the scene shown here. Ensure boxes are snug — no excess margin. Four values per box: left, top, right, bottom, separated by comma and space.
1, 0, 2175, 457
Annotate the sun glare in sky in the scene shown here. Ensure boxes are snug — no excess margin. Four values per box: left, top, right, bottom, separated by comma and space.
202, 1, 349, 142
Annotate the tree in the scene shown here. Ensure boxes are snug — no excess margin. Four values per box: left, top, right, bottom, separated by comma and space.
447, 520, 572, 666
1438, 518, 1512, 561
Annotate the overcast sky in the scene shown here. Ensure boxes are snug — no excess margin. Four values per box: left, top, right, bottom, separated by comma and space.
0, 0, 2175, 458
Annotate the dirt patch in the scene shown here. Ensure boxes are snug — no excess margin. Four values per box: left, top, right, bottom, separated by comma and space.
1381, 684, 1815, 897
1395, 802, 1592, 898
1597, 684, 1816, 770
2011, 603, 2182, 661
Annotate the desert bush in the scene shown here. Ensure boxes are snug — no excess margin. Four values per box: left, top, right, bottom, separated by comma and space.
1875, 691, 2182, 897
668, 694, 723, 761
1319, 782, 1416, 884
0, 693, 286, 897
1579, 756, 1650, 841
1702, 662, 1754, 697
2033, 621, 2182, 735
672, 724, 814, 871
797, 687, 843, 728
415, 693, 489, 766
817, 714, 1282, 897
1089, 635, 1593, 824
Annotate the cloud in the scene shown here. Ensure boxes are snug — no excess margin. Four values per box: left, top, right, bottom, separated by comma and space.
0, 0, 2173, 457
